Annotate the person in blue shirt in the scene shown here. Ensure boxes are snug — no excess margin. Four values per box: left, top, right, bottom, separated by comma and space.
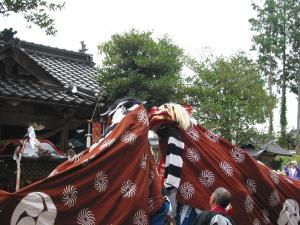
284, 160, 300, 180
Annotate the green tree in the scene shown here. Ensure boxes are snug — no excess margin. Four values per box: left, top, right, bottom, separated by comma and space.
285, 0, 300, 152
97, 30, 185, 105
250, 0, 300, 147
186, 52, 274, 144
249, 0, 279, 135
0, 0, 65, 35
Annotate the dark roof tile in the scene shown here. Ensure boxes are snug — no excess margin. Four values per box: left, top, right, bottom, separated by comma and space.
0, 78, 94, 106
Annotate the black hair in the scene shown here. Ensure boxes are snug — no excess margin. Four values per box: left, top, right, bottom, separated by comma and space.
214, 187, 232, 208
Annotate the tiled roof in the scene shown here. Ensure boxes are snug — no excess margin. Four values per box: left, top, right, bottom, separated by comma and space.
20, 41, 100, 92
0, 77, 94, 106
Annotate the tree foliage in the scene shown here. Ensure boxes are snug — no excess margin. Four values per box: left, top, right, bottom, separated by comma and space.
250, 0, 300, 147
186, 52, 274, 144
0, 0, 65, 35
97, 30, 185, 105
249, 0, 279, 135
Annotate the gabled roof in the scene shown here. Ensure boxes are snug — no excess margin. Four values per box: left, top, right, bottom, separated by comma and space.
261, 140, 294, 156
242, 141, 294, 158
0, 38, 101, 107
20, 41, 99, 91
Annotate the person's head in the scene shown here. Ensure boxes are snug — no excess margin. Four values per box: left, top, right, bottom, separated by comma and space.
209, 187, 232, 209
290, 160, 298, 168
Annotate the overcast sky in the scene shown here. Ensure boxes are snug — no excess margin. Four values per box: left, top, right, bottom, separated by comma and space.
0, 0, 298, 132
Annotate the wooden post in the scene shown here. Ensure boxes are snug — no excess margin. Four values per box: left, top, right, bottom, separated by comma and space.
59, 120, 71, 152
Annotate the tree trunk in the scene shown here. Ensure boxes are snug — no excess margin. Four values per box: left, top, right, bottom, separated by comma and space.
268, 63, 274, 135
296, 52, 300, 154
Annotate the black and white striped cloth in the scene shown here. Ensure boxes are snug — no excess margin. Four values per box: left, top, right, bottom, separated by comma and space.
159, 126, 184, 189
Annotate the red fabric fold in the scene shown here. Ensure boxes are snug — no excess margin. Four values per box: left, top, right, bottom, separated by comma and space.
170, 124, 300, 225
0, 105, 163, 225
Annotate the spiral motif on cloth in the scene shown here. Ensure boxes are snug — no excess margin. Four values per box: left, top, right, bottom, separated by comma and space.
94, 171, 109, 192
261, 209, 270, 224
246, 179, 257, 194
100, 138, 116, 151
269, 170, 279, 185
219, 161, 233, 177
244, 195, 254, 213
149, 170, 155, 183
62, 185, 78, 208
253, 218, 261, 225
148, 198, 155, 211
269, 190, 280, 207
179, 182, 195, 200
186, 126, 200, 141
137, 110, 149, 126
133, 209, 147, 225
77, 208, 95, 225
121, 180, 137, 198
199, 170, 215, 187
121, 131, 137, 144
230, 147, 245, 163
68, 152, 84, 163
206, 130, 219, 142
186, 147, 200, 163
139, 154, 148, 170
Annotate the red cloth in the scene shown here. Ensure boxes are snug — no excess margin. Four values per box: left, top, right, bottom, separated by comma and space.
168, 124, 300, 225
92, 122, 102, 144
0, 105, 163, 225
210, 206, 227, 214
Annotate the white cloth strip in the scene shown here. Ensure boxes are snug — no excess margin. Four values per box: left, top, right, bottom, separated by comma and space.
168, 137, 184, 149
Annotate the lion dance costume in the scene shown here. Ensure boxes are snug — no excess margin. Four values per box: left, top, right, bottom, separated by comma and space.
148, 102, 300, 225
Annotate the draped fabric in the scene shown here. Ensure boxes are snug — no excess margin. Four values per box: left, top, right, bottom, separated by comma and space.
167, 123, 300, 225
0, 105, 163, 225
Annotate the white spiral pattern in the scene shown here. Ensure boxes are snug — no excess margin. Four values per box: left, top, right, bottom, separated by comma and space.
186, 126, 200, 141
149, 170, 155, 184
186, 147, 200, 163
121, 131, 137, 144
246, 178, 257, 194
77, 208, 96, 225
244, 195, 254, 213
148, 198, 155, 211
133, 209, 147, 225
199, 170, 215, 187
206, 130, 219, 142
261, 209, 270, 224
137, 110, 149, 126
94, 171, 109, 192
269, 170, 279, 185
253, 218, 261, 225
269, 190, 280, 207
62, 185, 78, 208
139, 154, 148, 170
121, 180, 137, 198
68, 152, 84, 163
100, 138, 116, 151
219, 161, 233, 177
230, 147, 245, 163
180, 182, 195, 200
